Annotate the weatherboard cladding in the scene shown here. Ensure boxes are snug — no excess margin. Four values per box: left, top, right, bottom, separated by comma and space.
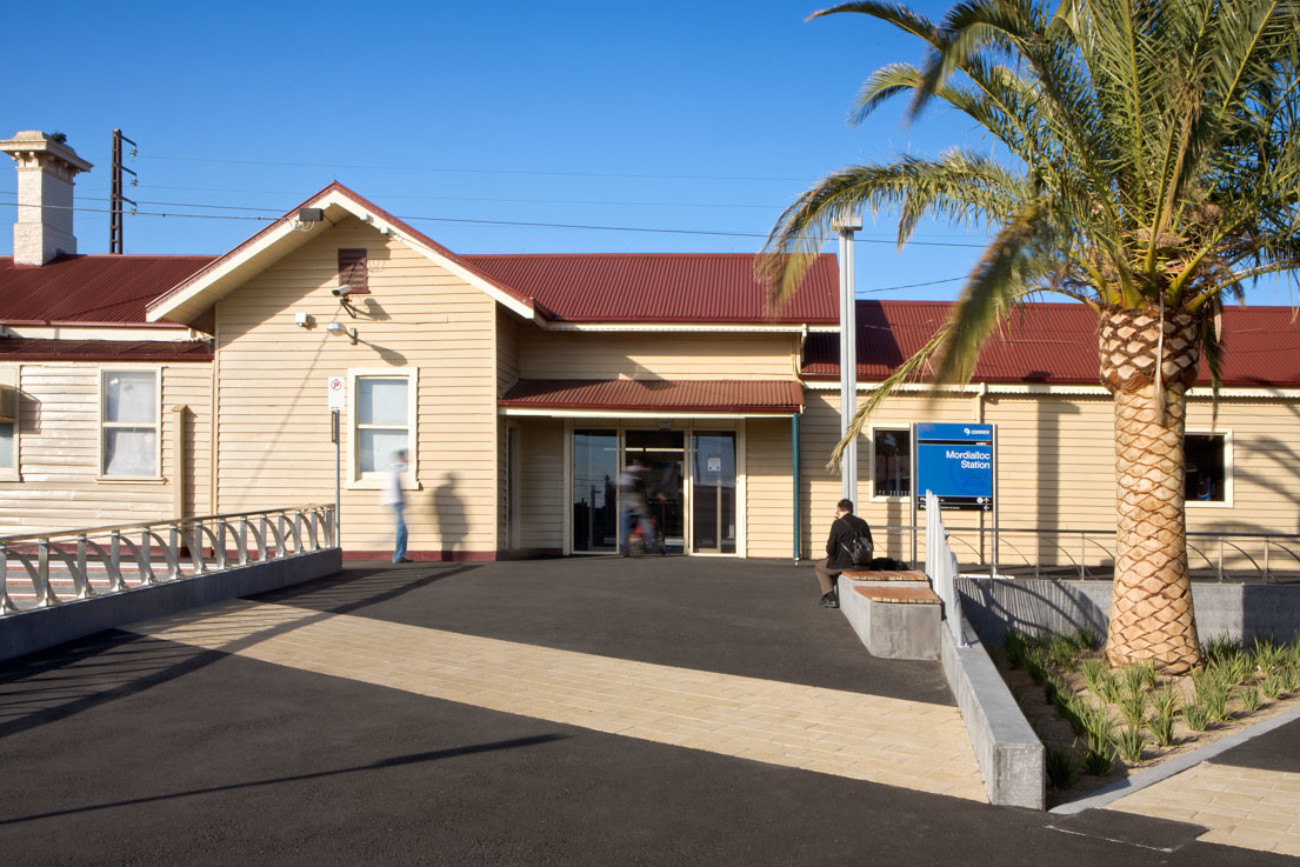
801, 301, 1300, 388
0, 255, 215, 324
499, 379, 804, 413
462, 253, 839, 324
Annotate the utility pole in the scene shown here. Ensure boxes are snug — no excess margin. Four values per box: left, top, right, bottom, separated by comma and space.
836, 216, 861, 503
109, 129, 137, 254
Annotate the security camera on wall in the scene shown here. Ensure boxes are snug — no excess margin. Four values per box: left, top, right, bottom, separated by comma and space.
332, 285, 354, 298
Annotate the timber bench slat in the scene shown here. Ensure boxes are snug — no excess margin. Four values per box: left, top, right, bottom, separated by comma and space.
853, 585, 942, 605
840, 569, 928, 583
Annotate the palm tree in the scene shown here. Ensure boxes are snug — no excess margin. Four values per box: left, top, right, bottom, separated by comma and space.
762, 0, 1300, 673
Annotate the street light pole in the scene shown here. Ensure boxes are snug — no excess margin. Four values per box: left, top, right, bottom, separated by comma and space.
836, 217, 861, 504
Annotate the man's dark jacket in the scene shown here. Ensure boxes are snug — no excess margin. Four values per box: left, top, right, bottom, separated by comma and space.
825, 513, 873, 570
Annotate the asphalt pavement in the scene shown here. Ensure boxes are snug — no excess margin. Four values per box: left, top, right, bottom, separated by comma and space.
0, 557, 1292, 865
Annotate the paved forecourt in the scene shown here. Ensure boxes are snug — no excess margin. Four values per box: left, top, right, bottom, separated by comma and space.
125, 597, 985, 800
1107, 715, 1300, 859
2, 558, 1294, 864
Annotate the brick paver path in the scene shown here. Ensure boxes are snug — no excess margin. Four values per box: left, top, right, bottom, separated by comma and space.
125, 599, 987, 802
1109, 762, 1300, 858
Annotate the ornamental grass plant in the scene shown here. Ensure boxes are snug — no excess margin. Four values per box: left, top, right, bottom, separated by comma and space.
997, 628, 1300, 799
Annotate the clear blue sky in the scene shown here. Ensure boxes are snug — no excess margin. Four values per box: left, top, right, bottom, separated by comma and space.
1, 0, 1293, 305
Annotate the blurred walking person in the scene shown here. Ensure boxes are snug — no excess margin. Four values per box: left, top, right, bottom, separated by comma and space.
383, 449, 411, 563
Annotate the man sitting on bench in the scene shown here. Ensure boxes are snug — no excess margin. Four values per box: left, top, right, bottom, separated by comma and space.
813, 498, 873, 609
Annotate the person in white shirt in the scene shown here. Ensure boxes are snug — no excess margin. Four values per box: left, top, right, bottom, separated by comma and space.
381, 449, 410, 563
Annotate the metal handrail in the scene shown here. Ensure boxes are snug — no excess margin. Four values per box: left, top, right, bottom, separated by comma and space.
0, 505, 335, 546
0, 505, 337, 616
878, 522, 1300, 584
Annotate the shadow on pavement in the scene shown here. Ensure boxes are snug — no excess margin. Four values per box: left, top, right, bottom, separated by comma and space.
0, 634, 225, 741
0, 733, 567, 827
254, 563, 479, 615
0, 565, 478, 740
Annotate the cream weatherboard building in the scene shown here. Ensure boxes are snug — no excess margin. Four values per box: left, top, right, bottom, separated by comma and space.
3, 131, 1300, 566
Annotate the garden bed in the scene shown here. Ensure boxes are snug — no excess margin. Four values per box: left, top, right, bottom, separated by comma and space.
992, 630, 1300, 809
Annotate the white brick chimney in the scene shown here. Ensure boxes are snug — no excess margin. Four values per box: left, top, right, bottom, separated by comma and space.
0, 131, 93, 265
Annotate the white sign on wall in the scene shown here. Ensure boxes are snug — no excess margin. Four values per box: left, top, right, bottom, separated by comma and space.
327, 376, 346, 411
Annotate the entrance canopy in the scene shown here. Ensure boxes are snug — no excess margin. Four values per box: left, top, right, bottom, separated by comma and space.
498, 379, 804, 417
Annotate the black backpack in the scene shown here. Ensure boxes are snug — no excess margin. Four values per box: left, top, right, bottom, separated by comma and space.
840, 520, 874, 568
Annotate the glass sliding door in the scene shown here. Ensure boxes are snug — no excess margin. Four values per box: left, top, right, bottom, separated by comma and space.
625, 430, 685, 554
692, 432, 736, 554
573, 429, 618, 552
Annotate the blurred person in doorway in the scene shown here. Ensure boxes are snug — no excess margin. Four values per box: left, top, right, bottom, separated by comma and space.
618, 461, 659, 556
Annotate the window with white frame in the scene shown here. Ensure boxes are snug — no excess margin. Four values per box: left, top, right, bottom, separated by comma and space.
1186, 432, 1230, 504
0, 372, 16, 477
872, 427, 912, 498
354, 372, 415, 479
0, 419, 14, 474
101, 370, 159, 477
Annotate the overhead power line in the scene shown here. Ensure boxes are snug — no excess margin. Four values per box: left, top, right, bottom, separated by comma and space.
73, 184, 993, 240
0, 195, 972, 295
860, 276, 965, 293
80, 153, 814, 184
396, 212, 988, 248
0, 196, 990, 249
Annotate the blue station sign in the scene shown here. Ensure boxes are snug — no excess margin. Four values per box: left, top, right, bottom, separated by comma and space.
915, 424, 995, 511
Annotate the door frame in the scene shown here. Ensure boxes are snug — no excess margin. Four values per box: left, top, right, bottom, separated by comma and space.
560, 418, 747, 557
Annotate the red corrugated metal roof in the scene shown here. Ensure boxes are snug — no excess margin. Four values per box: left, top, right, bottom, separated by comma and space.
801, 301, 1300, 387
0, 255, 215, 325
500, 379, 805, 413
0, 337, 212, 361
463, 253, 839, 324
16, 186, 832, 329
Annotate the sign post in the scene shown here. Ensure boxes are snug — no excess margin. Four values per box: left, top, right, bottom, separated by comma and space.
327, 376, 345, 545
911, 423, 998, 574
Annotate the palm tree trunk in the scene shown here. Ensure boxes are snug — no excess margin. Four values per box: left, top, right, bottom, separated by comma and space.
1099, 308, 1203, 674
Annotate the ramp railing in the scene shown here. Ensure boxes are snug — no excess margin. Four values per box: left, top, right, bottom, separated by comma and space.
924, 492, 965, 647
0, 505, 336, 615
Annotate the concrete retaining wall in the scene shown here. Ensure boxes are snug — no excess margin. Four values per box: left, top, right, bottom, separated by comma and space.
0, 549, 342, 662
956, 578, 1300, 647
939, 615, 1045, 809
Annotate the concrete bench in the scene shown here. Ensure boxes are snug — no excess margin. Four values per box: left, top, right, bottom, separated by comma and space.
838, 575, 942, 661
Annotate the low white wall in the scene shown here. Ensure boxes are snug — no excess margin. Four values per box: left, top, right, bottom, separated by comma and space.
0, 549, 342, 662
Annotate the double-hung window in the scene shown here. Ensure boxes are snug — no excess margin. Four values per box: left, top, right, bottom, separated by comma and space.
0, 368, 17, 479
101, 370, 159, 478
0, 418, 13, 474
351, 369, 417, 483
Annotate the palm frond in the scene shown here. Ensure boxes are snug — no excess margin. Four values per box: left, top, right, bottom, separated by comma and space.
850, 63, 927, 125
828, 320, 954, 469
781, 0, 1300, 364
759, 154, 1026, 303
933, 197, 1058, 383
810, 1, 940, 42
